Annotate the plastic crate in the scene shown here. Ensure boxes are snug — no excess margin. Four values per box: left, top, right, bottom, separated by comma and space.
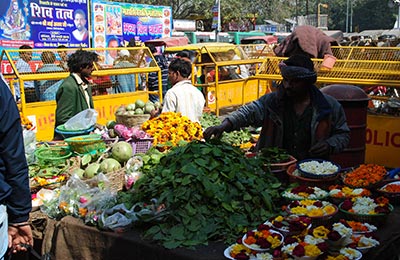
130, 138, 153, 154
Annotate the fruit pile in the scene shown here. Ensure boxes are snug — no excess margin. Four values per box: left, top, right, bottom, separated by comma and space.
115, 99, 160, 116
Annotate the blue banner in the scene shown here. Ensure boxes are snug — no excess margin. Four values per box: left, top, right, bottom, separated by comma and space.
0, 0, 89, 49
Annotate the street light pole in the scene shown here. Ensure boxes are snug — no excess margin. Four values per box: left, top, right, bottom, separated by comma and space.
346, 0, 349, 33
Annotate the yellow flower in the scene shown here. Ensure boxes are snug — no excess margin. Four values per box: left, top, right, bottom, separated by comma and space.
324, 205, 337, 215
308, 208, 324, 217
312, 226, 330, 239
275, 215, 284, 222
304, 244, 322, 257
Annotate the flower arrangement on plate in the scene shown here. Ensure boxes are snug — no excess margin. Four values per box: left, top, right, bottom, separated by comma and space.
282, 185, 329, 201
339, 196, 393, 226
338, 219, 377, 235
339, 196, 392, 215
328, 185, 371, 204
348, 234, 380, 254
286, 200, 338, 218
282, 234, 328, 260
377, 180, 400, 204
265, 215, 312, 237
341, 164, 387, 189
223, 243, 278, 260
297, 159, 340, 179
242, 224, 284, 252
310, 222, 353, 248
325, 247, 362, 260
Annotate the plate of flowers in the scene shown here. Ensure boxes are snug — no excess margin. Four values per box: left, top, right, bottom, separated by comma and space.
311, 222, 353, 248
282, 234, 328, 260
242, 224, 284, 252
265, 215, 312, 237
325, 247, 362, 260
282, 185, 329, 201
328, 184, 371, 205
341, 164, 387, 189
339, 196, 393, 226
285, 199, 338, 226
339, 219, 377, 235
349, 234, 380, 254
223, 243, 252, 259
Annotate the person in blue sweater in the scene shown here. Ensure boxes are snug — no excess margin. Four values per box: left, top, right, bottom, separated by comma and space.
0, 75, 33, 258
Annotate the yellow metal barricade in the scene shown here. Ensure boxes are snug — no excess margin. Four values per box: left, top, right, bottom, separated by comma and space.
165, 43, 271, 116
1, 46, 163, 141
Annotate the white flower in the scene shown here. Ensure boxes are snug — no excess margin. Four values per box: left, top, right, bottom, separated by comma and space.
304, 234, 325, 245
282, 242, 299, 254
332, 223, 353, 237
251, 252, 274, 260
340, 247, 362, 260
358, 236, 380, 247
299, 160, 338, 175
351, 197, 378, 214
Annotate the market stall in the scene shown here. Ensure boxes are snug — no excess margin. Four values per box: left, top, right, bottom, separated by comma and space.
21, 109, 400, 260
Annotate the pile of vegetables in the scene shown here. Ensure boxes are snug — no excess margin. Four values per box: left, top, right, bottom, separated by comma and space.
141, 112, 202, 148
132, 139, 282, 248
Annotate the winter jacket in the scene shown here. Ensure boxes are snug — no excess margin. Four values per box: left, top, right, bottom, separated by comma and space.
225, 85, 350, 157
55, 74, 94, 128
0, 77, 31, 223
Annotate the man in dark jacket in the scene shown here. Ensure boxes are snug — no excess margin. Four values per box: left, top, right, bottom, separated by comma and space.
147, 44, 169, 103
54, 50, 98, 139
0, 75, 33, 257
203, 54, 350, 160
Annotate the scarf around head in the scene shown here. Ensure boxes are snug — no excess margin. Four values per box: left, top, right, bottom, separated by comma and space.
279, 62, 317, 83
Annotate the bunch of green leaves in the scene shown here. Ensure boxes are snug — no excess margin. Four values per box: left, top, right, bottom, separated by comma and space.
199, 112, 221, 129
221, 129, 252, 146
259, 147, 290, 164
132, 139, 282, 249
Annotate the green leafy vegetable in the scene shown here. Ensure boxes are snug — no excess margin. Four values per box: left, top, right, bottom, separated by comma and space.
132, 139, 282, 249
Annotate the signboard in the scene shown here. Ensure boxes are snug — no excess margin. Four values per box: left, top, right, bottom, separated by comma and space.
91, 0, 172, 66
0, 0, 89, 50
365, 114, 400, 168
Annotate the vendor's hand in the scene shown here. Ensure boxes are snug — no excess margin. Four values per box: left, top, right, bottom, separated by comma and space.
150, 108, 160, 119
8, 225, 33, 254
309, 141, 331, 157
203, 125, 225, 140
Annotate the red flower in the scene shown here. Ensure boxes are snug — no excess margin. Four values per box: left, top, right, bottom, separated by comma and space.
284, 236, 298, 245
327, 230, 341, 241
235, 252, 250, 260
341, 199, 353, 211
292, 244, 305, 257
313, 201, 323, 207
317, 242, 329, 252
375, 205, 390, 214
258, 224, 271, 231
256, 237, 272, 249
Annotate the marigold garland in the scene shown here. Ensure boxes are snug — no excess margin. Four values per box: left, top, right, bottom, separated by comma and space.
141, 112, 203, 149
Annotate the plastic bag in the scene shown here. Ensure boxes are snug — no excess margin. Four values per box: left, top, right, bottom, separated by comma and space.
64, 109, 98, 130
23, 129, 36, 164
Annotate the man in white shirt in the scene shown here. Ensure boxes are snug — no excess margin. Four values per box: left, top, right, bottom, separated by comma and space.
162, 58, 205, 123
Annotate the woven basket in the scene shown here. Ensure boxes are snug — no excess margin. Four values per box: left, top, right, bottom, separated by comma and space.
116, 114, 150, 128
65, 134, 106, 154
34, 146, 72, 165
83, 167, 126, 192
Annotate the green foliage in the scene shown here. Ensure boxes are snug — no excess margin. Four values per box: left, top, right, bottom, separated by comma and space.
199, 113, 221, 129
221, 129, 252, 146
132, 140, 281, 249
